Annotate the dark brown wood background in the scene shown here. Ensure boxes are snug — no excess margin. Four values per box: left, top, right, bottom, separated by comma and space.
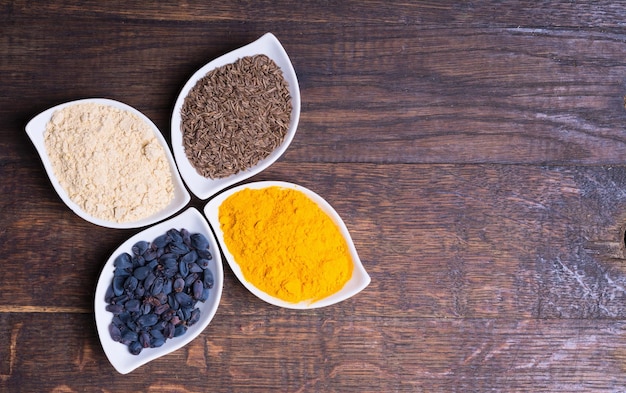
3, 1, 626, 392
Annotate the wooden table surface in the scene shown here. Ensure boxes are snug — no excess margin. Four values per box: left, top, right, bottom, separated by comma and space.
3, 1, 626, 392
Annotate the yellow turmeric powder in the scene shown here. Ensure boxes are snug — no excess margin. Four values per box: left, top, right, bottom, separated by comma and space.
219, 186, 353, 303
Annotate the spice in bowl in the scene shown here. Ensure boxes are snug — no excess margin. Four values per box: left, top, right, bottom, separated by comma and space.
218, 186, 354, 304
105, 228, 215, 356
180, 54, 292, 179
43, 102, 175, 223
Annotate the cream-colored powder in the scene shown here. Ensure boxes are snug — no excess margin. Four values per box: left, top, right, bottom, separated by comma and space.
44, 102, 175, 223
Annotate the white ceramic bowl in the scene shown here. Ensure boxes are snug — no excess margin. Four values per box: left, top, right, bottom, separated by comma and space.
94, 207, 224, 374
171, 33, 301, 200
25, 98, 191, 229
204, 181, 370, 309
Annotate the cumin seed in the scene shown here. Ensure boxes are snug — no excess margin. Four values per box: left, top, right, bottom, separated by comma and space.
181, 54, 292, 179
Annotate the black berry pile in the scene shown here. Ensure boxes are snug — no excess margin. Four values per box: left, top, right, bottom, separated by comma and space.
104, 228, 215, 355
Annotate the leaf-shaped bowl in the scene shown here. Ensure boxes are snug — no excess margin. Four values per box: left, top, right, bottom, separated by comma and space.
25, 98, 190, 229
204, 181, 370, 309
94, 207, 224, 374
171, 33, 301, 200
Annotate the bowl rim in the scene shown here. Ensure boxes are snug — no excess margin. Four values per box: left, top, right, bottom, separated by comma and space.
170, 32, 301, 200
204, 180, 370, 310
25, 97, 191, 229
93, 207, 224, 374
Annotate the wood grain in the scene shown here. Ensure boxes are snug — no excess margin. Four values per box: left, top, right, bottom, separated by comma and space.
5, 163, 626, 319
2, 313, 626, 392
3, 1, 626, 391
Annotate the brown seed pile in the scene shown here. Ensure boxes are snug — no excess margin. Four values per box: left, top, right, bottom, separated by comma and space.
181, 54, 292, 179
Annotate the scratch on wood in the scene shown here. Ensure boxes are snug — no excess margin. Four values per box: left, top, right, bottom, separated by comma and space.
207, 339, 224, 357
461, 342, 488, 365
146, 385, 194, 393
535, 336, 596, 368
0, 305, 90, 313
0, 322, 23, 381
186, 339, 206, 369
73, 339, 96, 371
50, 386, 78, 393
328, 361, 384, 378
239, 320, 265, 334
483, 339, 514, 362
553, 256, 594, 297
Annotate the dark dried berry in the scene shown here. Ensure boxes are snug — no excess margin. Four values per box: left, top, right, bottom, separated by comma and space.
181, 228, 191, 246
197, 249, 212, 260
184, 272, 199, 288
141, 303, 152, 315
150, 277, 164, 295
151, 337, 165, 348
177, 307, 190, 321
179, 260, 189, 277
114, 253, 133, 270
203, 270, 214, 289
167, 228, 183, 244
188, 308, 201, 326
154, 303, 170, 315
199, 288, 210, 302
150, 329, 164, 340
170, 243, 190, 256
162, 278, 173, 295
106, 304, 124, 314
109, 323, 122, 342
118, 311, 131, 324
163, 266, 178, 278
137, 313, 158, 328
190, 233, 209, 250
173, 277, 185, 293
121, 331, 138, 344
112, 276, 125, 296
174, 325, 187, 337
129, 340, 143, 355
154, 320, 168, 331
144, 296, 159, 307
161, 257, 177, 270
132, 255, 145, 268
154, 292, 168, 305
161, 309, 175, 322
111, 294, 129, 304
143, 272, 156, 290
126, 320, 138, 332
192, 279, 203, 300
181, 250, 198, 265
132, 241, 150, 256
104, 285, 115, 303
125, 299, 141, 313
133, 266, 151, 281
159, 253, 176, 263
164, 322, 175, 339
113, 267, 131, 277
174, 292, 194, 308
134, 283, 145, 298
143, 247, 157, 261
189, 262, 203, 273
197, 258, 211, 270
139, 331, 151, 348
153, 234, 170, 248
168, 293, 179, 310
124, 276, 138, 293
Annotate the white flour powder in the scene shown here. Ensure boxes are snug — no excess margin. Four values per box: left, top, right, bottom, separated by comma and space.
44, 102, 175, 223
